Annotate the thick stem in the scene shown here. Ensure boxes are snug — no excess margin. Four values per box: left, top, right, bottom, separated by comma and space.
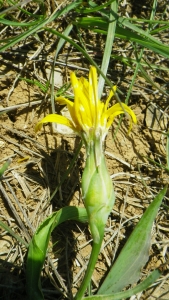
75, 136, 115, 299
74, 230, 104, 300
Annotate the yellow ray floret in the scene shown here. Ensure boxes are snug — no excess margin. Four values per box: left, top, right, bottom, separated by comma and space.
35, 66, 137, 140
35, 114, 75, 132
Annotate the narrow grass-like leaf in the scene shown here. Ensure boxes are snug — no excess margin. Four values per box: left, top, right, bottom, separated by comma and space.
76, 14, 168, 49
144, 156, 169, 173
138, 64, 169, 96
75, 18, 169, 58
98, 186, 166, 294
150, 24, 169, 34
19, 77, 49, 93
0, 1, 82, 52
51, 24, 73, 114
110, 54, 169, 71
55, 24, 73, 60
0, 0, 33, 17
82, 269, 161, 299
0, 18, 42, 26
98, 0, 118, 98
0, 159, 12, 177
76, 0, 114, 13
0, 220, 29, 247
44, 27, 117, 95
26, 206, 88, 300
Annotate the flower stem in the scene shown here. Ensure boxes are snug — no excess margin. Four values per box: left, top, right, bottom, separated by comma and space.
74, 230, 104, 300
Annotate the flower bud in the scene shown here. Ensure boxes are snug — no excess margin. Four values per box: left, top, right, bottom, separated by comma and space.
82, 142, 115, 244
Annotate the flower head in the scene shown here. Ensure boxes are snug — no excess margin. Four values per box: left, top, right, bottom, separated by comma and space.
35, 67, 137, 245
35, 66, 136, 147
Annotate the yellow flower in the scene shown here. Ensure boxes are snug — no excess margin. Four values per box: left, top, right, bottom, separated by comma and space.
35, 66, 137, 144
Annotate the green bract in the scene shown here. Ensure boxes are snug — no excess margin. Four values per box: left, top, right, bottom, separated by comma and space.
82, 140, 115, 244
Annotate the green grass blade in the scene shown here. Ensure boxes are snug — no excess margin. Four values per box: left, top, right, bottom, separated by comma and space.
0, 159, 12, 177
0, 1, 82, 52
75, 17, 169, 58
55, 24, 73, 60
0, 0, 34, 16
0, 220, 29, 247
51, 23, 73, 114
0, 18, 42, 26
97, 186, 167, 294
44, 27, 117, 94
76, 0, 114, 13
109, 25, 169, 58
26, 206, 88, 300
19, 77, 49, 93
111, 53, 169, 71
138, 63, 168, 96
82, 269, 161, 299
98, 0, 118, 99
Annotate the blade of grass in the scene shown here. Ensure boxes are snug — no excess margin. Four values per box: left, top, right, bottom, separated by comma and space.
44, 27, 120, 100
0, 18, 43, 26
75, 18, 169, 58
0, 220, 29, 247
138, 63, 168, 96
0, 0, 33, 16
0, 1, 82, 52
51, 24, 73, 114
144, 156, 169, 173
111, 54, 169, 71
76, 0, 115, 13
98, 0, 118, 99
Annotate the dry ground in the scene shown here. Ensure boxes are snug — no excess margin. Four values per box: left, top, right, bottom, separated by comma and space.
0, 1, 169, 299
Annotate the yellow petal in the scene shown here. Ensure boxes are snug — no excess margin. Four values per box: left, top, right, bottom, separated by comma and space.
89, 66, 98, 126
56, 96, 74, 107
70, 72, 93, 128
107, 103, 137, 123
80, 77, 89, 99
104, 86, 117, 112
89, 66, 98, 107
70, 72, 79, 96
106, 103, 137, 130
56, 95, 80, 127
35, 114, 75, 132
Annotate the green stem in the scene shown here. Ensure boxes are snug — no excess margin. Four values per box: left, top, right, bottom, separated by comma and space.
74, 231, 104, 300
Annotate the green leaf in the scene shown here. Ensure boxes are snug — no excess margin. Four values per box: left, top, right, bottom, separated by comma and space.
75, 17, 169, 58
0, 159, 12, 177
0, 220, 28, 247
0, 18, 42, 26
0, 1, 82, 52
26, 206, 88, 300
82, 269, 161, 299
76, 0, 114, 13
98, 0, 118, 98
19, 77, 48, 93
97, 186, 167, 294
50, 23, 73, 114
